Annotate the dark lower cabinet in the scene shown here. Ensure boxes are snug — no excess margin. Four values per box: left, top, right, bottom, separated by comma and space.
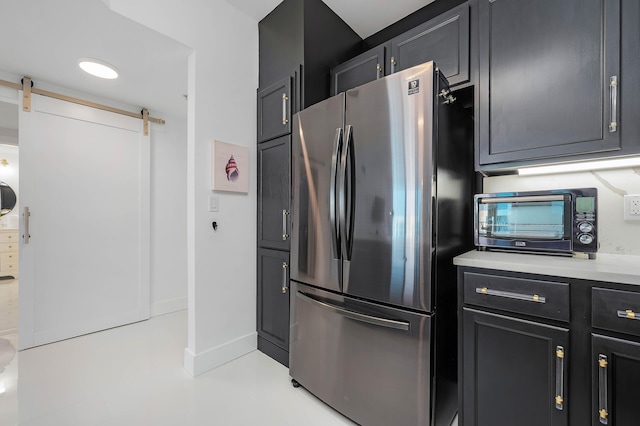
257, 248, 290, 367
592, 335, 640, 426
462, 308, 569, 426
257, 135, 291, 250
459, 267, 640, 426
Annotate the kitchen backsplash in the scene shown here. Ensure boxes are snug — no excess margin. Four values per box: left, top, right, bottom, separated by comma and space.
483, 167, 640, 256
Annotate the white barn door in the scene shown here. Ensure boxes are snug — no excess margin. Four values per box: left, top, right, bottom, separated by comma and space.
18, 94, 150, 350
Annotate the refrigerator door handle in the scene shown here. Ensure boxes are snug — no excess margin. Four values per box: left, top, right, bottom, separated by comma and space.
297, 291, 410, 331
330, 127, 343, 260
340, 125, 353, 260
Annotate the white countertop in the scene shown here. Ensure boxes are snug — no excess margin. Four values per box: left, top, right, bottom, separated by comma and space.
453, 250, 640, 286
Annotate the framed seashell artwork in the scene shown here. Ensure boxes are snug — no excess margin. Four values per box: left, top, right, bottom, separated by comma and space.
211, 139, 249, 193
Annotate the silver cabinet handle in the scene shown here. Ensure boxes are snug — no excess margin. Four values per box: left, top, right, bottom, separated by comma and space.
282, 93, 289, 125
281, 262, 289, 294
23, 207, 31, 244
617, 309, 639, 320
282, 210, 289, 241
390, 56, 397, 73
598, 354, 609, 424
297, 291, 410, 331
475, 287, 546, 303
555, 346, 565, 410
376, 63, 382, 79
609, 76, 618, 133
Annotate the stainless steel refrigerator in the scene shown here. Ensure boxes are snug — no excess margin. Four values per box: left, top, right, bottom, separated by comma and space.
289, 61, 473, 426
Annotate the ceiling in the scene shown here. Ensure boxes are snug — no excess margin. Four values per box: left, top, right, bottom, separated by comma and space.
0, 0, 435, 125
226, 0, 436, 38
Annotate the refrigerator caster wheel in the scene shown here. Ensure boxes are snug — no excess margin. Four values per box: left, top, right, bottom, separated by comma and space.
291, 379, 301, 388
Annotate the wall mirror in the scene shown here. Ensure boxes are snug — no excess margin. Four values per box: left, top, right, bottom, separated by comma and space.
0, 182, 16, 216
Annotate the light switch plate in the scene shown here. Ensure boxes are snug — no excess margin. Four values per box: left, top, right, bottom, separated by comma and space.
623, 194, 640, 220
209, 195, 219, 212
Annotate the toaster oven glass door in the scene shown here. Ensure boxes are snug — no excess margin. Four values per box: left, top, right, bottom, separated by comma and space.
477, 195, 571, 240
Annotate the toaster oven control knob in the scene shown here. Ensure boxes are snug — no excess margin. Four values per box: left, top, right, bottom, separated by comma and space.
578, 222, 594, 233
579, 233, 594, 245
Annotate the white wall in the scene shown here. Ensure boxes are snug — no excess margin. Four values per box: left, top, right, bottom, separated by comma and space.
484, 167, 640, 256
150, 115, 188, 316
105, 0, 259, 375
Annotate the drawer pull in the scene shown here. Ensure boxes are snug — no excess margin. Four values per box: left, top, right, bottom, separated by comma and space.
555, 346, 565, 410
598, 354, 608, 424
617, 309, 638, 320
476, 287, 546, 304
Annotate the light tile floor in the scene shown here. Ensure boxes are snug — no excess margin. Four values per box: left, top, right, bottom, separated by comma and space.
0, 310, 459, 426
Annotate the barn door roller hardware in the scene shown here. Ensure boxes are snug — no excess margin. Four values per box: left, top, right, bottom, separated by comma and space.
0, 76, 164, 135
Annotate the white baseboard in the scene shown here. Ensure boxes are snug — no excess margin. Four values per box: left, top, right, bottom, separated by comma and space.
183, 332, 257, 376
151, 297, 187, 317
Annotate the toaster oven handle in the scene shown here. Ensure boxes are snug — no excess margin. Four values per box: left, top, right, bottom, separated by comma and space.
479, 195, 565, 204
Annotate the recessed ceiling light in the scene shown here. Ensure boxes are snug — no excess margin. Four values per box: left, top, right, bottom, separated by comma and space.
78, 58, 119, 79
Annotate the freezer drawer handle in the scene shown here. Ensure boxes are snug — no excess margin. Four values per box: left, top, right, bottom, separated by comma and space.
476, 287, 546, 304
598, 354, 609, 424
297, 291, 410, 331
617, 309, 639, 320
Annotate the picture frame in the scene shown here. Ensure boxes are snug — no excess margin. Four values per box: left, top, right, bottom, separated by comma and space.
211, 140, 249, 193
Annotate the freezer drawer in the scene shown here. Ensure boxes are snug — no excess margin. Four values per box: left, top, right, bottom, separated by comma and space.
289, 282, 433, 426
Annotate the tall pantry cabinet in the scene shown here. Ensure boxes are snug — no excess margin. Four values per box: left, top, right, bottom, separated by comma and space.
256, 0, 361, 367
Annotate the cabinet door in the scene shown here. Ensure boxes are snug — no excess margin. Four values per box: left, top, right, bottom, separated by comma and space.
462, 308, 569, 426
592, 334, 640, 426
257, 248, 290, 366
257, 75, 293, 143
390, 3, 469, 86
477, 0, 621, 167
330, 45, 387, 96
257, 135, 290, 250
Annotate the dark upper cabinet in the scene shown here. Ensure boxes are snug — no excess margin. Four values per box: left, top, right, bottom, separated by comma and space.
257, 248, 290, 367
259, 0, 361, 110
462, 308, 569, 426
257, 76, 293, 143
330, 44, 387, 96
329, 2, 471, 96
477, 0, 627, 170
258, 135, 291, 250
390, 3, 470, 86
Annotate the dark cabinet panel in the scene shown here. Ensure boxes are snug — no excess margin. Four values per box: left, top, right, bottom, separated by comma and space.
592, 334, 640, 426
390, 3, 470, 86
257, 248, 290, 366
477, 0, 621, 168
257, 76, 293, 143
330, 44, 387, 96
258, 135, 291, 250
462, 308, 569, 426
